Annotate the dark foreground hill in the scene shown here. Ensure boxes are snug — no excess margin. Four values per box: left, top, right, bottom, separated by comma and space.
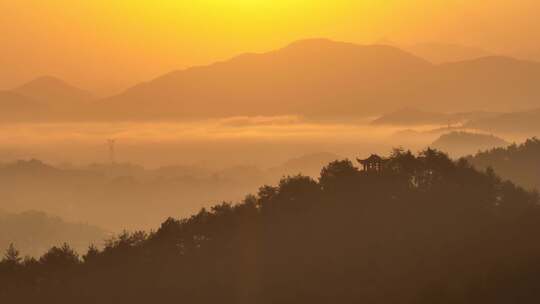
2, 149, 540, 304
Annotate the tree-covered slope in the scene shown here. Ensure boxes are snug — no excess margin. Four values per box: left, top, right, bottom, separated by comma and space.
1, 149, 540, 304
467, 138, 540, 190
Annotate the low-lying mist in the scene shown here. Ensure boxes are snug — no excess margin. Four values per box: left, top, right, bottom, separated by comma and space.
0, 116, 414, 168
0, 115, 533, 237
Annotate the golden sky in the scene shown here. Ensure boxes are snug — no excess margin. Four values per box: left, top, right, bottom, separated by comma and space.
0, 0, 539, 94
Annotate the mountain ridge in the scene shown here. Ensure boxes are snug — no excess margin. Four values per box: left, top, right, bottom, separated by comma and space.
98, 39, 540, 120
3, 39, 540, 121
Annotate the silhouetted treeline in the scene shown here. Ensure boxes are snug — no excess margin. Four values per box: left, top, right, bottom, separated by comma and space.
2, 149, 540, 303
467, 137, 540, 190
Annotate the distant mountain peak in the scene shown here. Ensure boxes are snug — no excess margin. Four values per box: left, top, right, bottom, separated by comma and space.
14, 75, 93, 105
17, 75, 73, 90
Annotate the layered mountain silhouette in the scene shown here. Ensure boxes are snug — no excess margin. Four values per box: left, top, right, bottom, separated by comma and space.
97, 39, 431, 120
3, 39, 540, 121
423, 56, 540, 112
465, 108, 540, 133
97, 39, 540, 120
4, 148, 540, 303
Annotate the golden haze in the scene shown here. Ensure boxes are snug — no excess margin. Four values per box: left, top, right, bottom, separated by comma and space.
1, 0, 540, 94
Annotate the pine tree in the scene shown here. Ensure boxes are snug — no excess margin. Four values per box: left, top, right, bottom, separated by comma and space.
2, 243, 22, 266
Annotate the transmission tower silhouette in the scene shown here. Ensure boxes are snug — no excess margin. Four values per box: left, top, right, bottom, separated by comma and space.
107, 139, 117, 164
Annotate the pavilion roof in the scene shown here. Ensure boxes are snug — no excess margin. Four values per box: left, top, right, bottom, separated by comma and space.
358, 154, 385, 164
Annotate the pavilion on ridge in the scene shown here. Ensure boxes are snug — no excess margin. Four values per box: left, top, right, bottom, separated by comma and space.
357, 154, 386, 173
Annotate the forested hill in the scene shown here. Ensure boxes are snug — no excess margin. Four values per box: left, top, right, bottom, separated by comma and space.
467, 137, 540, 190
2, 149, 540, 304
